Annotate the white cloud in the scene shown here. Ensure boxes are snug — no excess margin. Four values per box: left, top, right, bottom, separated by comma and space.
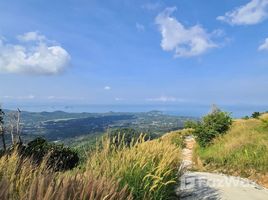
2, 95, 35, 100
17, 31, 46, 42
146, 96, 183, 102
259, 37, 268, 50
136, 23, 145, 32
155, 7, 217, 57
104, 86, 111, 90
0, 31, 71, 75
217, 0, 268, 25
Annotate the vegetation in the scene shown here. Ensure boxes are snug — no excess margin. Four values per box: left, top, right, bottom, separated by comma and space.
195, 113, 268, 187
1, 109, 194, 144
0, 151, 132, 200
108, 128, 157, 147
0, 108, 6, 151
242, 115, 250, 120
21, 137, 79, 171
252, 111, 261, 119
184, 120, 199, 129
86, 135, 181, 199
186, 108, 232, 147
0, 133, 182, 199
162, 129, 194, 149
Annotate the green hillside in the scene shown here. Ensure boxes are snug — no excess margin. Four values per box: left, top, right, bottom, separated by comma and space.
194, 113, 268, 187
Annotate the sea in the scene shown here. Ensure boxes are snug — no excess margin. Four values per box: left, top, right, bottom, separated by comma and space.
2, 103, 268, 118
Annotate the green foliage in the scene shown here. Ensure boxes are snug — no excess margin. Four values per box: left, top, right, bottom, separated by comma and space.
108, 128, 157, 147
196, 117, 268, 179
0, 108, 4, 125
184, 120, 199, 129
243, 116, 250, 120
252, 112, 261, 119
164, 129, 194, 149
193, 109, 232, 147
87, 134, 181, 200
22, 137, 79, 171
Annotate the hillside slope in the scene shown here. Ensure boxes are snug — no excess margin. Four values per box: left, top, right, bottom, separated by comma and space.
195, 113, 268, 187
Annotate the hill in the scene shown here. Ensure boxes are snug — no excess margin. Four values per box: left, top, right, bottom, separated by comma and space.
2, 110, 196, 144
194, 113, 268, 187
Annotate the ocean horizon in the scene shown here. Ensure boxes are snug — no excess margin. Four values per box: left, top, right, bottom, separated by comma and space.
2, 103, 268, 118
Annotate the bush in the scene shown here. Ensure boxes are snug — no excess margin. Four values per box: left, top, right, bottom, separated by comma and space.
193, 109, 232, 147
22, 137, 79, 171
252, 112, 261, 119
184, 120, 199, 129
243, 116, 250, 120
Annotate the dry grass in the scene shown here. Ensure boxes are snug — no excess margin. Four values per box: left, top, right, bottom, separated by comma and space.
0, 134, 182, 200
0, 151, 132, 200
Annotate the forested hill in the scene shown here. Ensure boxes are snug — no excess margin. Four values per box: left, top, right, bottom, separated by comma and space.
3, 109, 197, 142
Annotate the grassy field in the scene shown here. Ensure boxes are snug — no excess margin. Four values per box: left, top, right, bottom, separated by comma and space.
0, 133, 182, 200
194, 113, 268, 187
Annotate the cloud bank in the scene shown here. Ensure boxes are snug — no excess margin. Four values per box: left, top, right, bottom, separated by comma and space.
0, 31, 71, 75
146, 95, 183, 102
217, 0, 268, 25
155, 7, 217, 57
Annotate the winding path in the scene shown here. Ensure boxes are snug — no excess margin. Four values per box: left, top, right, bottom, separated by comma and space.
177, 136, 268, 200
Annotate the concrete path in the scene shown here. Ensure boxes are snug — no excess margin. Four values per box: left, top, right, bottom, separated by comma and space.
177, 136, 268, 200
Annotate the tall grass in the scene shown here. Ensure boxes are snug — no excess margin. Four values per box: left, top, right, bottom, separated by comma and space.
0, 151, 132, 200
0, 133, 182, 199
162, 129, 194, 149
87, 134, 181, 199
195, 115, 268, 186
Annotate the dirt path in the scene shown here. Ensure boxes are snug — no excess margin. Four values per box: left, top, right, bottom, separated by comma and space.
177, 136, 268, 200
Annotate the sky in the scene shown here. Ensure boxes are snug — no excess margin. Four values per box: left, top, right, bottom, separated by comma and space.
0, 0, 268, 110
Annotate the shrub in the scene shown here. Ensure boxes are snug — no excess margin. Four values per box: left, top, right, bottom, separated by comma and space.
252, 112, 261, 119
22, 137, 79, 171
193, 109, 232, 147
184, 120, 199, 129
243, 116, 250, 120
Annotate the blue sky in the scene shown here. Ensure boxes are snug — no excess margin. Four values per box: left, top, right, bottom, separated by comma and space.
0, 0, 268, 109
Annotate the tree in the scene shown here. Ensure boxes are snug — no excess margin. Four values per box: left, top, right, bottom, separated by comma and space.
184, 120, 199, 129
0, 107, 6, 151
6, 112, 18, 145
243, 116, 249, 120
23, 137, 79, 171
193, 107, 232, 147
16, 108, 22, 144
252, 112, 260, 119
